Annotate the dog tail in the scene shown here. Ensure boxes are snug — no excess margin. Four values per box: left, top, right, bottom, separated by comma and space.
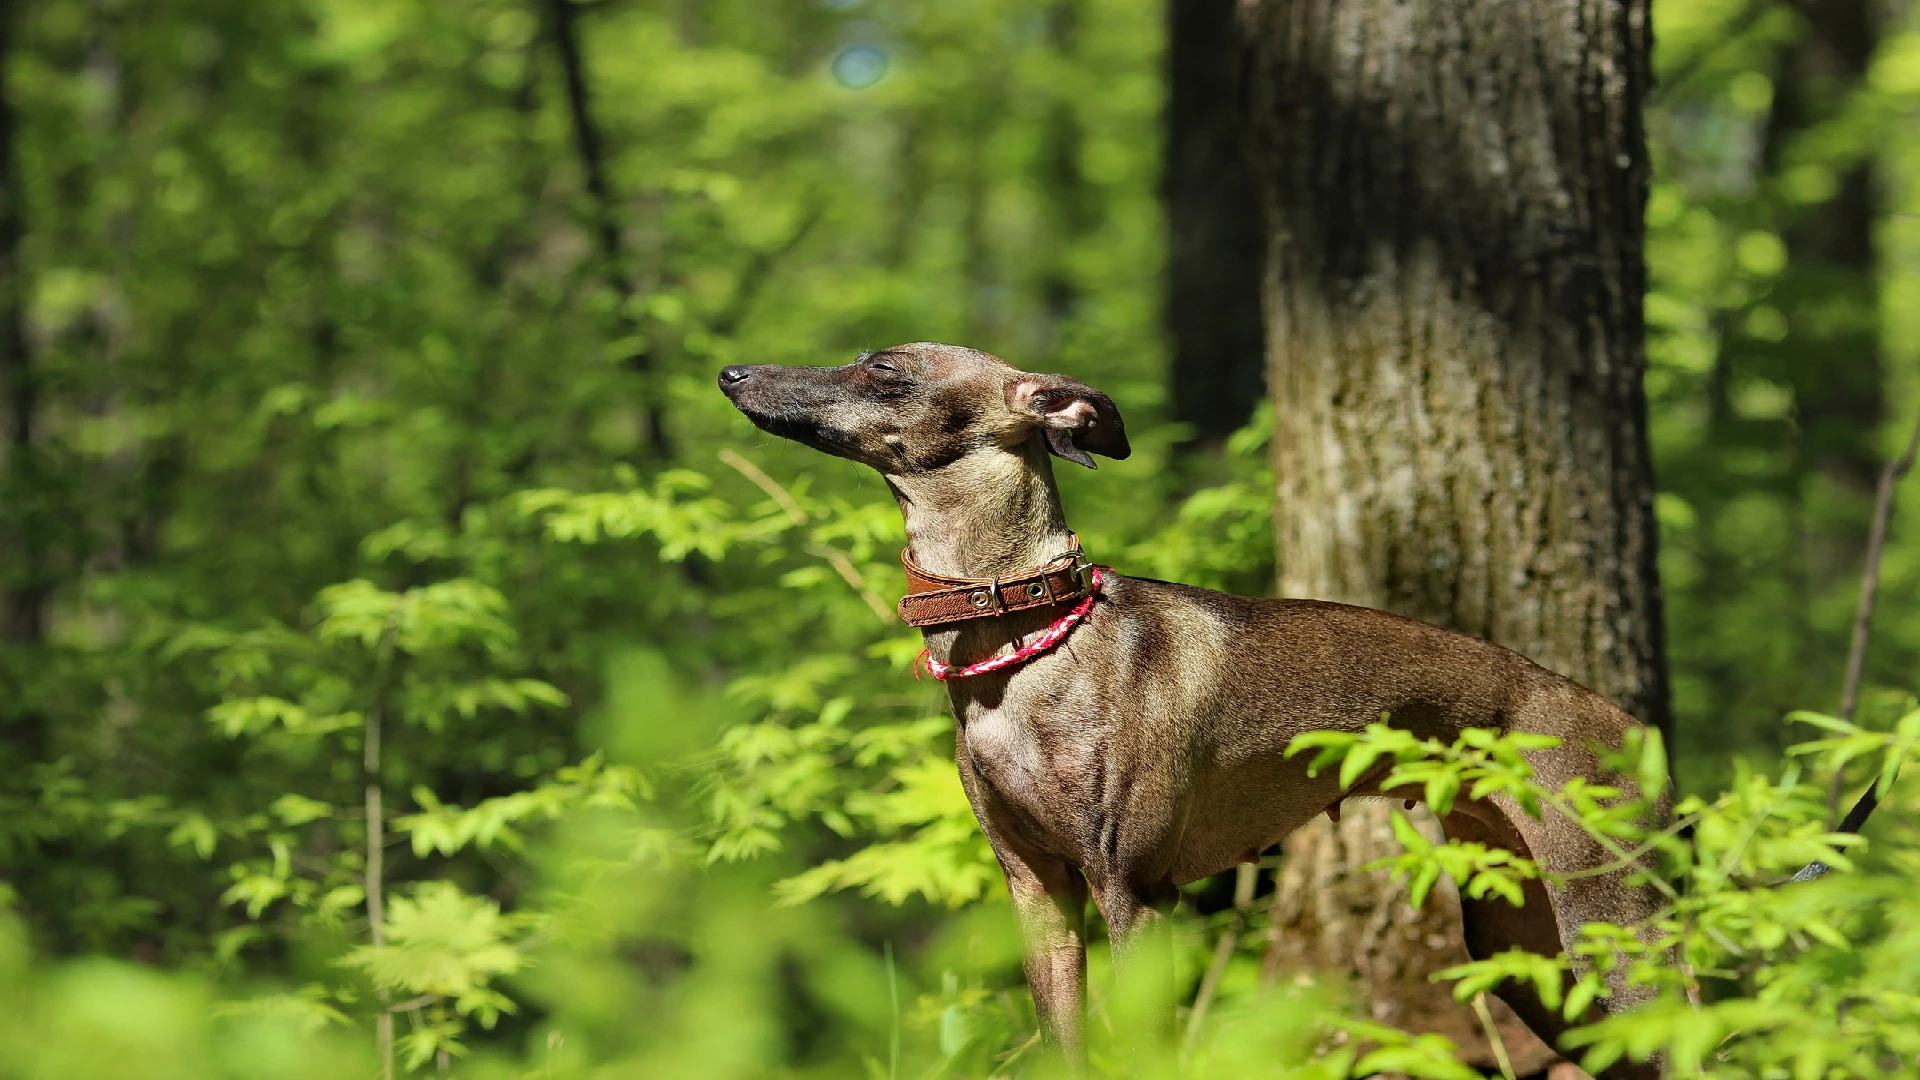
1789, 782, 1888, 883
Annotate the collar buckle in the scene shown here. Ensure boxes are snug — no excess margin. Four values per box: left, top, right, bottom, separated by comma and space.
1068, 558, 1093, 598
1044, 548, 1092, 600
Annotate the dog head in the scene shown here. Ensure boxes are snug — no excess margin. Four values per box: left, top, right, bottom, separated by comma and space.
718, 342, 1129, 475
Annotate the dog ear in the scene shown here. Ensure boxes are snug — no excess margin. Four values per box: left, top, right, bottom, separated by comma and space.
1007, 374, 1131, 469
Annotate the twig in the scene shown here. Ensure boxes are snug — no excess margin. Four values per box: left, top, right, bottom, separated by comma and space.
994, 1028, 1043, 1067
1472, 992, 1518, 1080
1377, 757, 1680, 893
884, 941, 899, 1080
718, 448, 805, 525
809, 544, 896, 624
1824, 410, 1920, 825
1682, 912, 1705, 1009
1558, 810, 1705, 880
717, 449, 895, 623
1540, 791, 1683, 905
1184, 861, 1258, 1048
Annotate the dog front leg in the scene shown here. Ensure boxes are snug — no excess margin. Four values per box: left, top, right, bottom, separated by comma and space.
956, 740, 1091, 1062
999, 847, 1090, 1063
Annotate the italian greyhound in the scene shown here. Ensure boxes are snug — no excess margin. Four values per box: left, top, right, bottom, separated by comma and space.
719, 342, 1668, 1078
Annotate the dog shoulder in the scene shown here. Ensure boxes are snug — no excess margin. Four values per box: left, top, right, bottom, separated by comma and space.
1102, 573, 1524, 670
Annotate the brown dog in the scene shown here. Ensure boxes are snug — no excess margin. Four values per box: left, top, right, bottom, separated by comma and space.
719, 342, 1667, 1078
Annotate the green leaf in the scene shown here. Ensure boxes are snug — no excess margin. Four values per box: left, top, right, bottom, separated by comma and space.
1785, 710, 1853, 733
1564, 977, 1598, 1020
340, 882, 527, 999
168, 813, 219, 859
1635, 729, 1669, 801
270, 794, 333, 826
1338, 743, 1383, 792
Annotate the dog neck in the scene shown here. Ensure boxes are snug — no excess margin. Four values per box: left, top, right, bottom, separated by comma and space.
886, 439, 1075, 581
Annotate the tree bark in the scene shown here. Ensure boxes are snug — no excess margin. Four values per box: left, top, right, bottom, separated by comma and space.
1164, 0, 1266, 447
1239, 0, 1668, 1067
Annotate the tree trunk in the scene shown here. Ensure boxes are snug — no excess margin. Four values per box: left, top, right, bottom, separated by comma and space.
1238, 0, 1668, 1068
543, 0, 672, 460
1765, 0, 1882, 545
0, 0, 51, 765
1164, 0, 1265, 447
1678, 0, 1882, 775
0, 0, 39, 648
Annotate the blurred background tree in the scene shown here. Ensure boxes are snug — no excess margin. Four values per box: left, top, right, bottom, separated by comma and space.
0, 0, 1915, 1075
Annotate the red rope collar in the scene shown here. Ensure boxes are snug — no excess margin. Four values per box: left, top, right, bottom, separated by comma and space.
917, 566, 1105, 681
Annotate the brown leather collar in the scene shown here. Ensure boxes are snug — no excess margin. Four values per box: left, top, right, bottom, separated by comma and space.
897, 536, 1095, 628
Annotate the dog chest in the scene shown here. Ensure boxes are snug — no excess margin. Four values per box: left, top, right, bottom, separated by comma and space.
958, 704, 1099, 838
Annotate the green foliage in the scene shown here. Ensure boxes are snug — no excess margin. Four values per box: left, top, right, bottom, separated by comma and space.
1290, 712, 1920, 1079
0, 0, 1918, 1076
1647, 0, 1920, 789
772, 756, 1000, 907
344, 882, 529, 1025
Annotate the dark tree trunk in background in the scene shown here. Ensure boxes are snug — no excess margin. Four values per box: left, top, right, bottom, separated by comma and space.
543, 0, 674, 460
0, 0, 42, 646
1765, 0, 1882, 527
1164, 0, 1265, 447
0, 1, 49, 765
1239, 0, 1669, 1067
0, 0, 37, 634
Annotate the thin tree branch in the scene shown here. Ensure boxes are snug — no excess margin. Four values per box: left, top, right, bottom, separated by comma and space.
809, 544, 896, 626
1819, 410, 1920, 829
1472, 992, 1518, 1080
1538, 790, 1684, 905
717, 449, 894, 623
364, 615, 401, 1080
1184, 861, 1258, 1047
718, 448, 805, 525
1558, 809, 1706, 880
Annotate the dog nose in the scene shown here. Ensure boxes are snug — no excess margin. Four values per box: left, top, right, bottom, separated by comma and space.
719, 365, 752, 386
